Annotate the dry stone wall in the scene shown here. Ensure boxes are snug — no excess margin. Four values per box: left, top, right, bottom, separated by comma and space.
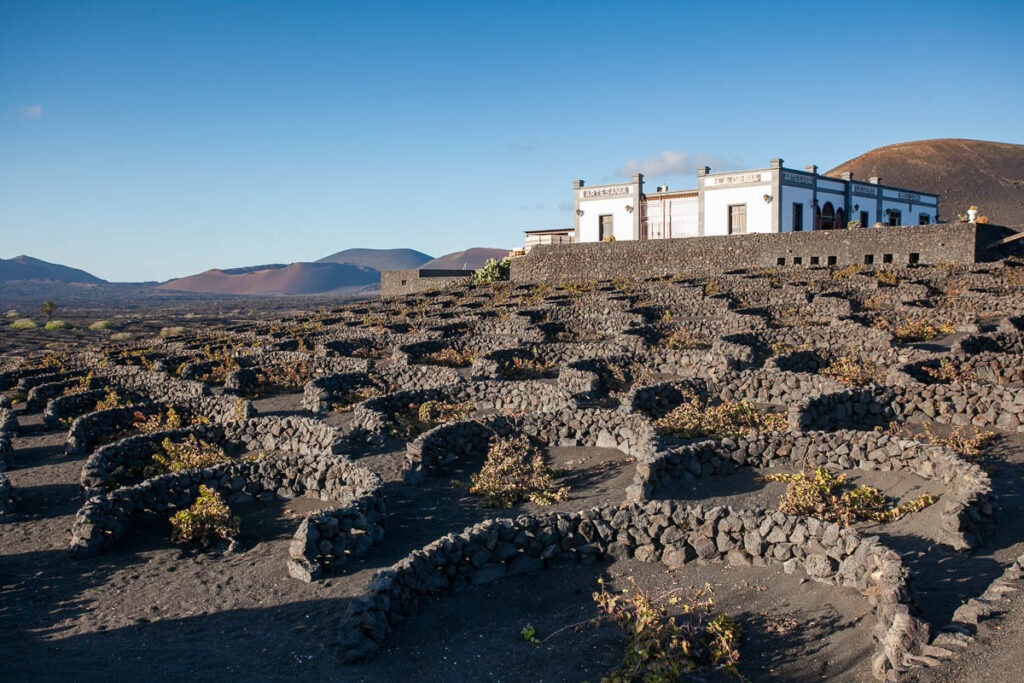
337, 501, 928, 680
510, 223, 994, 284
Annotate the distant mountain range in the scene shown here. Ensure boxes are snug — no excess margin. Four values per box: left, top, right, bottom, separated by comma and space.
157, 246, 510, 296
0, 255, 106, 284
1, 247, 514, 296
827, 139, 1024, 226
422, 247, 509, 270
317, 248, 432, 271
9, 139, 1020, 296
156, 262, 380, 296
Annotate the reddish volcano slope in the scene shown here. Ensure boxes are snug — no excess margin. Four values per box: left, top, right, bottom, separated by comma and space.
158, 262, 378, 295
827, 139, 1024, 225
422, 247, 509, 270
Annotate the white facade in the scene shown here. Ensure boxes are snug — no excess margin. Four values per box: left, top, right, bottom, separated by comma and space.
558, 158, 940, 244
573, 176, 642, 242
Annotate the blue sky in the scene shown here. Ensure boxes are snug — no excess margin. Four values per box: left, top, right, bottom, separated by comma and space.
2, 0, 1022, 282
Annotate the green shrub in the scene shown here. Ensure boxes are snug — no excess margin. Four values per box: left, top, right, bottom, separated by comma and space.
152, 435, 229, 473
593, 578, 741, 680
9, 318, 39, 329
170, 485, 239, 546
132, 407, 185, 434
469, 434, 568, 508
331, 384, 385, 413
390, 400, 471, 440
832, 263, 865, 279
560, 279, 598, 295
159, 326, 188, 337
89, 320, 119, 331
421, 346, 474, 367
470, 257, 511, 285
94, 390, 131, 411
653, 392, 788, 438
501, 355, 557, 380
763, 466, 934, 525
40, 300, 58, 321
874, 270, 899, 287
921, 422, 996, 457
874, 314, 955, 343
659, 328, 712, 350
44, 320, 73, 330
820, 355, 881, 386
921, 358, 975, 384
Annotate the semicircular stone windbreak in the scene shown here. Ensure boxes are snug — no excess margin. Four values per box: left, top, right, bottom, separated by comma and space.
301, 361, 469, 416
212, 350, 367, 395
888, 373, 1024, 433
70, 449, 385, 578
60, 392, 253, 456
402, 408, 658, 484
335, 501, 927, 680
23, 372, 99, 412
343, 379, 580, 443
77, 415, 344, 496
630, 427, 992, 552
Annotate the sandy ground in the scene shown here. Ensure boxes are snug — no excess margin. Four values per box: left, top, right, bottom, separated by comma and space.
2, 391, 1023, 682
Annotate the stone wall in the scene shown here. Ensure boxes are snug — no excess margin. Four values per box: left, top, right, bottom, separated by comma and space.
336, 501, 928, 680
70, 452, 385, 580
26, 377, 98, 412
79, 416, 343, 494
59, 391, 249, 451
381, 269, 474, 299
790, 386, 896, 432
0, 407, 15, 515
403, 410, 658, 484
99, 366, 209, 401
510, 224, 997, 284
891, 382, 1024, 432
632, 429, 991, 551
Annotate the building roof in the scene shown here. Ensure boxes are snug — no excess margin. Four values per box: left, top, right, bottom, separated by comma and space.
524, 228, 574, 235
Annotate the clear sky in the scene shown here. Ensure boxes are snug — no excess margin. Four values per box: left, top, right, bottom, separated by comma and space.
2, 0, 1022, 282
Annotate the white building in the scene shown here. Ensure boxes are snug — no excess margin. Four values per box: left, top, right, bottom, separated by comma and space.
564, 159, 939, 244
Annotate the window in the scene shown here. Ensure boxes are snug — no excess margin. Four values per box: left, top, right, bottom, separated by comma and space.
728, 204, 747, 234
793, 257, 803, 265
883, 254, 893, 264
909, 253, 920, 265
864, 254, 874, 265
777, 257, 786, 266
827, 256, 837, 265
888, 209, 901, 226
860, 211, 869, 227
792, 203, 803, 231
810, 256, 820, 265
919, 213, 930, 225
599, 215, 613, 241
820, 202, 835, 230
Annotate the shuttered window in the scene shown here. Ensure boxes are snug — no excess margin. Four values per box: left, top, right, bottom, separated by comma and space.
728, 204, 747, 234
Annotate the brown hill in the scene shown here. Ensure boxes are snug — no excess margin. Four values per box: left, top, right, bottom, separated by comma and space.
827, 139, 1024, 225
316, 248, 433, 271
0, 255, 106, 284
158, 262, 378, 296
422, 247, 509, 270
